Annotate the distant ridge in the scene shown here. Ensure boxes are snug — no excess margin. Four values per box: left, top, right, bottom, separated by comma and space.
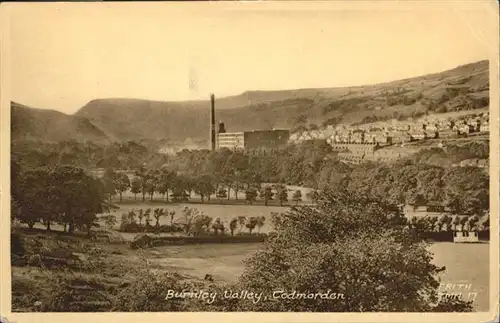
11, 102, 110, 144
12, 60, 489, 145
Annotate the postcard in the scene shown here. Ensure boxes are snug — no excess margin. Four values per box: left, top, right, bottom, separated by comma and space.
0, 1, 498, 323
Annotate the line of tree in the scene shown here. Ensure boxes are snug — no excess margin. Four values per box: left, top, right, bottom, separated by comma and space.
406, 214, 488, 233
115, 205, 267, 236
108, 163, 303, 206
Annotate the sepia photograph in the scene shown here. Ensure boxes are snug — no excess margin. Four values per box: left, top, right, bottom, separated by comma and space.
0, 1, 498, 322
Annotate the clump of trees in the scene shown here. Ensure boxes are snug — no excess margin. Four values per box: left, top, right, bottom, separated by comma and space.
12, 163, 107, 236
175, 207, 268, 236
102, 168, 130, 202
318, 160, 489, 218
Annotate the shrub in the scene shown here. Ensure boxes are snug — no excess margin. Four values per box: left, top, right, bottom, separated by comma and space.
113, 271, 187, 311
27, 254, 43, 267
119, 222, 141, 233
42, 275, 112, 312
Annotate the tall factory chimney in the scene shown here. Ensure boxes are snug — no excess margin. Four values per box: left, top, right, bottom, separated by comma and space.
210, 94, 216, 151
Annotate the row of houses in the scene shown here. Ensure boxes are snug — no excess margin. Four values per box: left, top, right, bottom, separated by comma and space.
289, 111, 489, 146
331, 143, 417, 164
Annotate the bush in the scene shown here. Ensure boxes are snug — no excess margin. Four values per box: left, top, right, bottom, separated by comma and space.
27, 254, 43, 267
12, 279, 44, 311
119, 222, 184, 233
11, 254, 27, 267
42, 276, 112, 312
112, 271, 187, 311
119, 222, 141, 233
157, 224, 184, 233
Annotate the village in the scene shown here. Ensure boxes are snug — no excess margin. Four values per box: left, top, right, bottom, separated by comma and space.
289, 109, 489, 163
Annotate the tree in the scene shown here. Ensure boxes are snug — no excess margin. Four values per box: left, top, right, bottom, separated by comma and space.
452, 216, 461, 231
260, 186, 274, 206
138, 209, 145, 226
245, 188, 258, 205
49, 165, 106, 235
194, 174, 216, 203
237, 216, 247, 233
135, 167, 149, 202
158, 168, 176, 202
216, 187, 228, 199
256, 216, 266, 233
17, 167, 52, 229
232, 188, 472, 312
275, 184, 288, 206
428, 216, 439, 232
153, 208, 165, 228
145, 170, 159, 201
103, 214, 117, 232
292, 190, 302, 205
212, 218, 225, 235
437, 215, 451, 232
190, 212, 212, 236
128, 210, 137, 224
245, 217, 259, 234
229, 218, 238, 236
171, 175, 190, 202
130, 178, 141, 200
102, 168, 118, 202
115, 173, 130, 202
481, 214, 489, 231
459, 216, 468, 232
144, 208, 152, 228
168, 210, 176, 225
181, 206, 199, 234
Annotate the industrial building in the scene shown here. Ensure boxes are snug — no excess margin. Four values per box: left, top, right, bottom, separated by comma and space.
217, 131, 245, 150
216, 129, 290, 152
209, 94, 290, 153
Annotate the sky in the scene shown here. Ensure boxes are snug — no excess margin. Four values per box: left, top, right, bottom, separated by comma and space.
5, 1, 498, 114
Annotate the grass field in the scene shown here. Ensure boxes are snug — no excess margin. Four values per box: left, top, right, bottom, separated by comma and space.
428, 242, 490, 311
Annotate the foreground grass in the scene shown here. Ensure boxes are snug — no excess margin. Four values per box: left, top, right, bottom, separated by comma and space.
11, 228, 201, 312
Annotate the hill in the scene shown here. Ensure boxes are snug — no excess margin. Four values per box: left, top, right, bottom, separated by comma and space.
11, 102, 110, 144
75, 60, 489, 145
13, 60, 489, 146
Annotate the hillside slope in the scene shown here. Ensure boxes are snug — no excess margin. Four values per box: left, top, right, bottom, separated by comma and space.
75, 60, 489, 145
11, 102, 110, 144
